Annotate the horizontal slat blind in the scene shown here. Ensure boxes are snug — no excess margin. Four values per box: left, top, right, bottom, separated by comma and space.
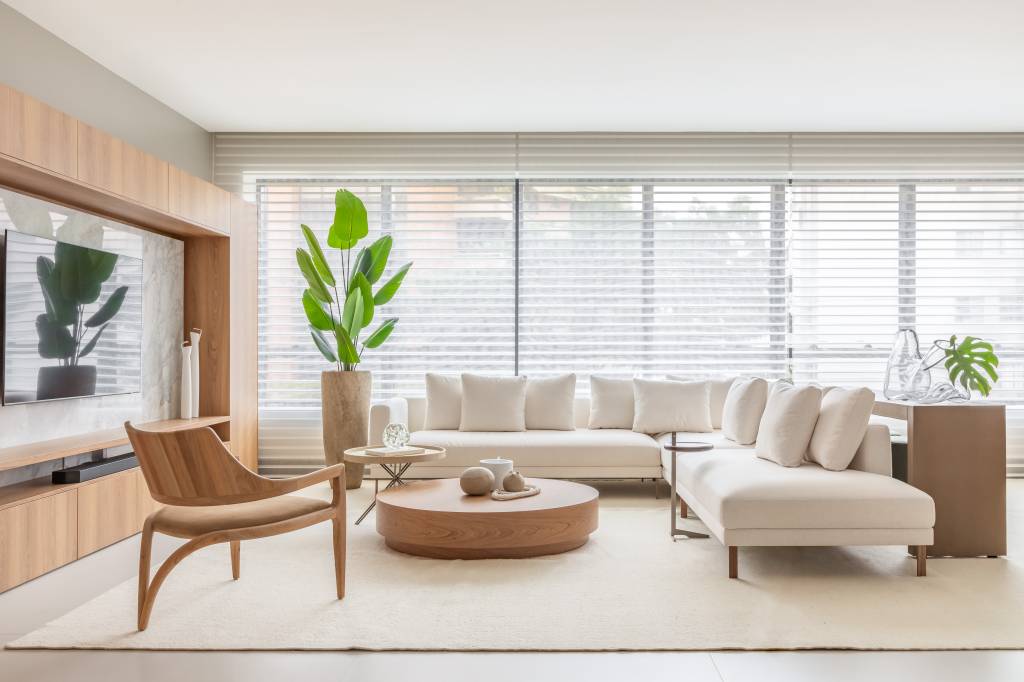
790, 134, 1024, 179
519, 182, 786, 385
258, 180, 514, 474
214, 134, 518, 197
515, 134, 791, 178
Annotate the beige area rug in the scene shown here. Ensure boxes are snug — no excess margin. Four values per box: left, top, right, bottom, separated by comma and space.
8, 482, 1024, 651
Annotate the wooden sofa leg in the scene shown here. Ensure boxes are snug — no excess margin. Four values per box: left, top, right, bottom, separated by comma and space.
679, 499, 688, 518
916, 545, 927, 577
728, 546, 738, 579
230, 540, 241, 580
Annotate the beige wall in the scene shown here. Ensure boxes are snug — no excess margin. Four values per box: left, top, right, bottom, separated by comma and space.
0, 2, 211, 180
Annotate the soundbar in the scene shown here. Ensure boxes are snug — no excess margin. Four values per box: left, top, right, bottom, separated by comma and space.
51, 453, 139, 484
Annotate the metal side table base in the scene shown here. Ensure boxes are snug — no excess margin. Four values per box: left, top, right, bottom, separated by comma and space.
667, 434, 711, 540
355, 461, 413, 525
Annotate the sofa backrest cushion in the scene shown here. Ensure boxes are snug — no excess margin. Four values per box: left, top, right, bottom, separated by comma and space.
808, 387, 876, 471
755, 382, 823, 467
423, 373, 463, 430
459, 374, 528, 432
848, 422, 893, 476
666, 376, 735, 429
721, 377, 769, 445
632, 378, 712, 434
525, 374, 577, 430
588, 376, 635, 429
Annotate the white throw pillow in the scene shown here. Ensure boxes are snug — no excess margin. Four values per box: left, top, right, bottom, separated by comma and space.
632, 379, 712, 434
807, 387, 876, 471
588, 376, 635, 429
755, 383, 823, 467
667, 376, 735, 428
459, 374, 528, 432
525, 374, 577, 430
720, 377, 769, 445
423, 373, 462, 430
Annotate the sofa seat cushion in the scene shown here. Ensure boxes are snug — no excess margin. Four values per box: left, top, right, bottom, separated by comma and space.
410, 429, 661, 468
666, 450, 935, 530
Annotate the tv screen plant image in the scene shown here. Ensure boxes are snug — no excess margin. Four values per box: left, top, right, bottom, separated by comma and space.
3, 229, 142, 404
296, 189, 412, 483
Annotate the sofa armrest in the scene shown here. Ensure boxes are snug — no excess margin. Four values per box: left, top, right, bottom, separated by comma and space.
848, 423, 893, 477
369, 397, 409, 444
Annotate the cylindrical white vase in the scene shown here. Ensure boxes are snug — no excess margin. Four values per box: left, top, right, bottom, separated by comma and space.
189, 328, 202, 418
180, 343, 192, 419
480, 458, 514, 491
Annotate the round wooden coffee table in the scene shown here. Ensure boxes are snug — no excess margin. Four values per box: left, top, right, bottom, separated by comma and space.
375, 478, 599, 559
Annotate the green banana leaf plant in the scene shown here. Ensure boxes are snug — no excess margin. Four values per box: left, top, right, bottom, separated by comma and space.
939, 334, 1000, 397
296, 189, 412, 371
35, 242, 129, 366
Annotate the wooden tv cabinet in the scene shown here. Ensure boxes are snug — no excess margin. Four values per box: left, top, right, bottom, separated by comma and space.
873, 399, 1006, 558
0, 82, 258, 593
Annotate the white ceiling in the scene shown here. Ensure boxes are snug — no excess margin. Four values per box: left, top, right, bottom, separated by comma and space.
7, 0, 1024, 132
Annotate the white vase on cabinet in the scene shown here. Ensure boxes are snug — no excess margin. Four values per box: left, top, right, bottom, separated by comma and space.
189, 328, 202, 418
180, 342, 193, 419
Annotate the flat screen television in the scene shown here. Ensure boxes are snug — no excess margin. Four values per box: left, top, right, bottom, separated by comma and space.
2, 230, 143, 404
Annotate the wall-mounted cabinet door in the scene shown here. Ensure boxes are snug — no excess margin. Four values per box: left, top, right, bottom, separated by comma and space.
78, 122, 170, 211
0, 85, 77, 177
0, 490, 77, 592
76, 469, 151, 557
169, 165, 231, 233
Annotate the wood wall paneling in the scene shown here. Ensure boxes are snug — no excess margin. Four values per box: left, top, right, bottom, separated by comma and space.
184, 237, 231, 420
230, 196, 259, 470
0, 491, 77, 592
0, 85, 77, 177
76, 122, 123, 194
169, 165, 231, 233
121, 143, 169, 211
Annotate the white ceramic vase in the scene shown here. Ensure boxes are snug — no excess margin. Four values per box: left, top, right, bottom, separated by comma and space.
189, 328, 202, 418
480, 458, 514, 491
180, 343, 192, 419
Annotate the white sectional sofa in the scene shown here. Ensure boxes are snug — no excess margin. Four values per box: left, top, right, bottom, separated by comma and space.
370, 397, 663, 480
369, 386, 935, 578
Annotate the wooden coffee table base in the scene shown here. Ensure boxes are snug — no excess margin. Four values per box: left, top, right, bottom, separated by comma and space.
376, 478, 599, 560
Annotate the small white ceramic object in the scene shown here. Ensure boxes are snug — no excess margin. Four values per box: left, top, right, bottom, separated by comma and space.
180, 342, 192, 419
503, 470, 526, 492
479, 458, 513, 491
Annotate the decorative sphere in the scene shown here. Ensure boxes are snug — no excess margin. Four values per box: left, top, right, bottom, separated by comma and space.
460, 467, 495, 495
502, 471, 527, 493
382, 422, 410, 449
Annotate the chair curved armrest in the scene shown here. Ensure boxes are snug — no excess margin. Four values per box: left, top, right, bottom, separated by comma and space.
271, 463, 347, 496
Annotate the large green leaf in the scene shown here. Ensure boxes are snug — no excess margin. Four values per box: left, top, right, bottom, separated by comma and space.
84, 285, 128, 327
943, 334, 1000, 397
373, 262, 411, 305
364, 318, 397, 349
341, 286, 365, 343
88, 249, 118, 284
36, 256, 75, 325
300, 224, 335, 287
335, 324, 360, 365
78, 323, 109, 358
295, 248, 333, 303
366, 235, 392, 284
310, 327, 338, 364
35, 314, 75, 360
327, 189, 368, 250
350, 247, 372, 291
353, 271, 374, 327
302, 289, 334, 331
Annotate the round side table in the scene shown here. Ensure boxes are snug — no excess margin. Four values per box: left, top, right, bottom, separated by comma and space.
664, 436, 714, 540
343, 446, 446, 525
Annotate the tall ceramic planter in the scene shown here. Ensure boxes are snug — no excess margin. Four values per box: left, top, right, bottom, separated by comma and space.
321, 370, 372, 489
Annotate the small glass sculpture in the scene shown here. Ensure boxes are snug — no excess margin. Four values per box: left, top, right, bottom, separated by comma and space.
884, 329, 969, 403
382, 422, 410, 450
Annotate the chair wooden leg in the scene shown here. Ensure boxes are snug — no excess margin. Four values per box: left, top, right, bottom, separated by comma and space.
728, 546, 738, 579
917, 545, 927, 577
332, 517, 346, 599
137, 519, 154, 630
138, 534, 221, 631
230, 540, 240, 580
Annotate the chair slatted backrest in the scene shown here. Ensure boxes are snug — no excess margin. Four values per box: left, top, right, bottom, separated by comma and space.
126, 422, 277, 506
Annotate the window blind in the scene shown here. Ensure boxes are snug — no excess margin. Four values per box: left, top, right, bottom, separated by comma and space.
258, 180, 514, 474
518, 181, 786, 384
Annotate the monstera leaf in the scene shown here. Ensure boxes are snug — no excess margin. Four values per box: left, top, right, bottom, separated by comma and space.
943, 335, 1000, 397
